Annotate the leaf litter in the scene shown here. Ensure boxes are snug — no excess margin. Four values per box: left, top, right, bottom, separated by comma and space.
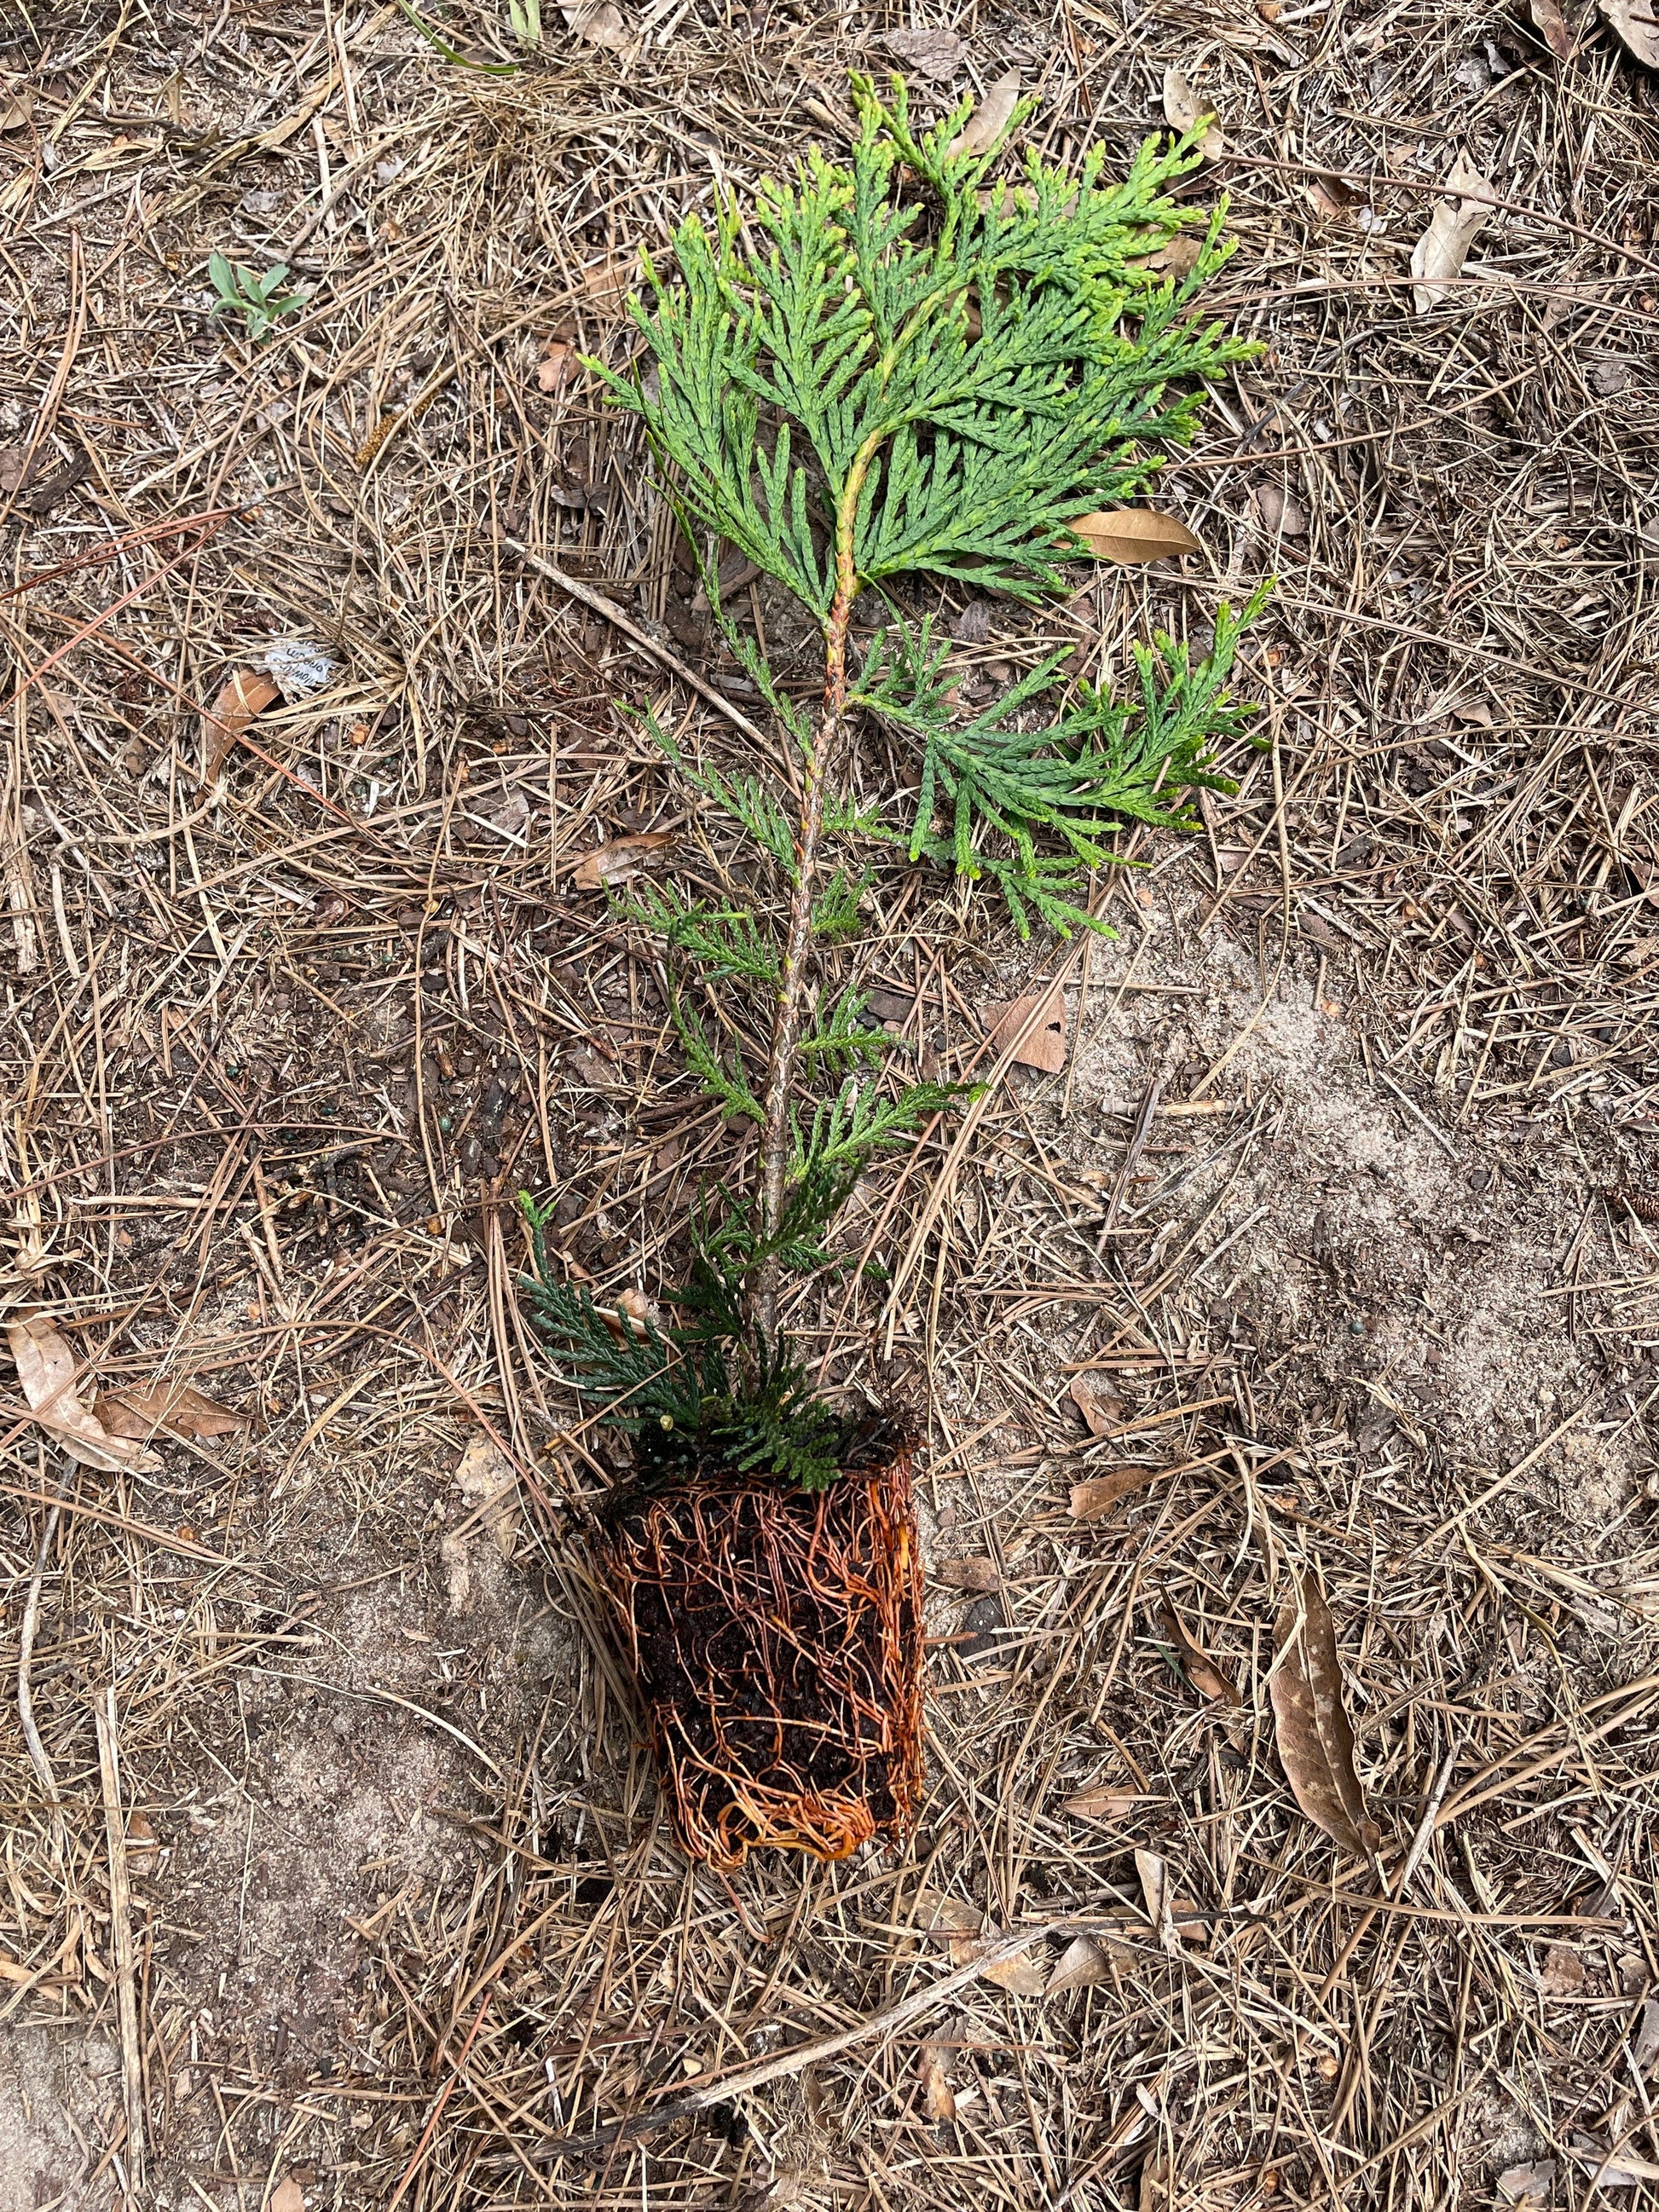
1269, 1572, 1382, 1856
1409, 154, 1493, 314
6, 1314, 164, 1474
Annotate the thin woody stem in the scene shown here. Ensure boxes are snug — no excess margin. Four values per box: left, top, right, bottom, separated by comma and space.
751, 448, 875, 1346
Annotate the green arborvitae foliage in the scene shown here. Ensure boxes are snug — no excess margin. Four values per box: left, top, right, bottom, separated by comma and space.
523, 73, 1267, 1489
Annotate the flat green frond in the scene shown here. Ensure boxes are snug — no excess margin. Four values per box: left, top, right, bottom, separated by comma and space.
799, 989, 892, 1072
631, 883, 779, 982
673, 993, 765, 1120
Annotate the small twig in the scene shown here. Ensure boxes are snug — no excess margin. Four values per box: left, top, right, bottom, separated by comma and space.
17, 1453, 72, 1839
94, 1688, 147, 2196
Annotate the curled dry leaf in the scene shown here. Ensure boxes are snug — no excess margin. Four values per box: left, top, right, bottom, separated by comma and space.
1409, 154, 1492, 315
948, 70, 1020, 159
1540, 1943, 1587, 1996
1046, 1933, 1116, 1992
536, 338, 574, 394
1252, 482, 1308, 537
1069, 1373, 1127, 1437
918, 2042, 957, 2120
1600, 0, 1659, 63
95, 1382, 248, 1441
455, 1434, 519, 1560
981, 982, 1066, 1071
934, 1556, 999, 1592
1068, 1465, 1164, 1521
203, 667, 280, 780
573, 829, 678, 891
1068, 509, 1204, 565
560, 0, 631, 48
1161, 67, 1225, 159
6, 1314, 163, 1474
1495, 2163, 1555, 2209
1529, 0, 1575, 55
1155, 1590, 1242, 1707
922, 1897, 1045, 1992
1269, 1571, 1382, 1856
881, 26, 965, 81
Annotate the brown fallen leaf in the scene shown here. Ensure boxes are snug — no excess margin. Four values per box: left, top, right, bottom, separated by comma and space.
882, 26, 965, 81
948, 70, 1020, 159
1136, 1846, 1209, 1949
1069, 1373, 1127, 1437
0, 444, 40, 497
203, 667, 280, 780
7, 1314, 163, 1474
269, 2180, 305, 2212
455, 1434, 519, 1560
1409, 154, 1492, 315
1540, 1943, 1587, 1996
573, 830, 678, 891
560, 0, 631, 48
1252, 482, 1308, 536
536, 339, 575, 394
1142, 234, 1204, 279
124, 1811, 160, 1870
96, 1381, 248, 1441
1061, 1782, 1152, 1819
1528, 0, 1575, 54
583, 249, 638, 314
1068, 1466, 1164, 1521
922, 1897, 1046, 1992
1600, 0, 1659, 62
1496, 2162, 1555, 2208
1162, 67, 1225, 160
981, 983, 1066, 1071
1155, 1590, 1241, 1707
0, 84, 33, 130
1067, 508, 1204, 565
934, 1556, 999, 1592
918, 2042, 957, 2120
1046, 1933, 1116, 1992
1270, 1571, 1381, 1856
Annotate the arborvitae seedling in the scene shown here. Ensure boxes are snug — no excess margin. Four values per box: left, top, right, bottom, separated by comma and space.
524, 72, 1265, 1489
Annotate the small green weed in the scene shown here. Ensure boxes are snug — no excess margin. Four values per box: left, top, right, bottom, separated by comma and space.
206, 255, 306, 344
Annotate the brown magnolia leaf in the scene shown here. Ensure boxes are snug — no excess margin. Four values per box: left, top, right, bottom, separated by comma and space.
6, 1314, 163, 1474
918, 2042, 957, 2120
96, 1382, 248, 1440
1601, 0, 1659, 62
1069, 1373, 1127, 1437
1161, 66, 1225, 159
1155, 1590, 1241, 1707
1046, 1933, 1115, 1992
269, 2181, 305, 2212
1529, 0, 1575, 54
981, 983, 1066, 1071
882, 26, 965, 81
1068, 1466, 1163, 1521
1409, 155, 1493, 315
1067, 508, 1204, 565
1061, 1782, 1151, 1819
1269, 1572, 1381, 1856
561, 0, 631, 48
934, 1556, 999, 1592
0, 85, 33, 130
573, 830, 677, 891
536, 339, 574, 394
203, 667, 280, 780
948, 70, 1020, 159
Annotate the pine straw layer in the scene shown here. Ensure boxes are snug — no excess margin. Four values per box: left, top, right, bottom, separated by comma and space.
2, 0, 1659, 2208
